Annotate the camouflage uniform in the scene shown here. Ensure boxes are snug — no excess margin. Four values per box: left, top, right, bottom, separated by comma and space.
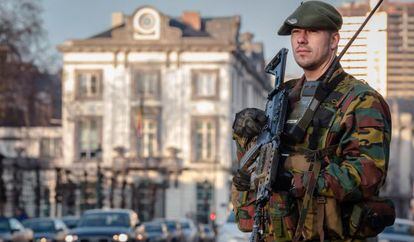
231, 66, 392, 241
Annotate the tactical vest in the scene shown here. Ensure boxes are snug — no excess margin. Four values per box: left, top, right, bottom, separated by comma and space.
234, 70, 395, 242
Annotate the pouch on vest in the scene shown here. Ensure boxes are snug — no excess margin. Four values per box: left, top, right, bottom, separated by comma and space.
235, 191, 255, 232
348, 197, 396, 239
268, 192, 298, 241
285, 155, 345, 240
297, 196, 345, 240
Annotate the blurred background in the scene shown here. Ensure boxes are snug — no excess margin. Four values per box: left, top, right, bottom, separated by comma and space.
1, 0, 414, 241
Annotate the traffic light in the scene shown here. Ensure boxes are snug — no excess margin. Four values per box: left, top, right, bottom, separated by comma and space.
209, 212, 216, 221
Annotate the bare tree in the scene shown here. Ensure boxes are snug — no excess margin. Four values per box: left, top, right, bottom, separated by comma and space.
0, 0, 47, 64
0, 0, 59, 127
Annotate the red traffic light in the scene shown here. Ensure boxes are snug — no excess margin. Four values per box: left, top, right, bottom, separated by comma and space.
209, 212, 216, 221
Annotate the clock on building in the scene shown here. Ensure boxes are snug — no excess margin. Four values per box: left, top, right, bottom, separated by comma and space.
133, 8, 160, 40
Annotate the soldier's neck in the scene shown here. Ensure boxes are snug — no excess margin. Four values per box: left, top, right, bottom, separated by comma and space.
303, 53, 336, 81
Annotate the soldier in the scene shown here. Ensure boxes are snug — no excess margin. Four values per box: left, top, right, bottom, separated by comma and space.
231, 1, 394, 242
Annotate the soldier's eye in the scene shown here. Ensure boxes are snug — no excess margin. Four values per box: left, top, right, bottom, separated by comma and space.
291, 29, 300, 34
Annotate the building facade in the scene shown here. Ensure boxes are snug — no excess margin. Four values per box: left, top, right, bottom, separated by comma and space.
58, 6, 270, 223
338, 12, 387, 96
339, 0, 414, 98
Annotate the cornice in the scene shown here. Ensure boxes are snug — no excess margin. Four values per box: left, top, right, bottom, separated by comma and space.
58, 42, 237, 53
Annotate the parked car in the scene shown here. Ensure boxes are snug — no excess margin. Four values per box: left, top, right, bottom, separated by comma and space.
378, 218, 414, 242
61, 216, 80, 230
153, 219, 184, 242
23, 217, 69, 242
198, 224, 215, 242
0, 216, 33, 242
136, 221, 169, 242
64, 209, 140, 242
180, 218, 199, 242
216, 211, 249, 242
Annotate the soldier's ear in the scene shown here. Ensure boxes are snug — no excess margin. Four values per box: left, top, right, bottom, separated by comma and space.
330, 31, 340, 51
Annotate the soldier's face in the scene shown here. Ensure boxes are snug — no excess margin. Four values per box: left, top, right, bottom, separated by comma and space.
291, 28, 339, 71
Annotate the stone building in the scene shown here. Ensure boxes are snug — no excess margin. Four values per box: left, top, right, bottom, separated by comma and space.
339, 0, 414, 98
58, 6, 270, 223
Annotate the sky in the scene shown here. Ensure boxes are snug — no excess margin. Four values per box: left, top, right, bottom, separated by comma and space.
41, 0, 365, 75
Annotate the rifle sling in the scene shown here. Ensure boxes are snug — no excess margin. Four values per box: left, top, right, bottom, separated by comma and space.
289, 71, 346, 142
292, 144, 338, 242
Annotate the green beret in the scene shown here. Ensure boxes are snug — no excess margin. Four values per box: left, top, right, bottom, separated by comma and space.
278, 1, 343, 36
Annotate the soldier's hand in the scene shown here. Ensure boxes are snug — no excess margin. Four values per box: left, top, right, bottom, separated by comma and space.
233, 108, 267, 140
232, 169, 251, 191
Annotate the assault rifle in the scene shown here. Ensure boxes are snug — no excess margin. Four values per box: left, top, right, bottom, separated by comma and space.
238, 48, 289, 242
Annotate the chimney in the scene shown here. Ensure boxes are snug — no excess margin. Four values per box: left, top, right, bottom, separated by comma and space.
182, 11, 201, 31
112, 12, 124, 28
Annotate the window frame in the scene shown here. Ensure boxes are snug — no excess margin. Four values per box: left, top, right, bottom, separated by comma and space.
39, 137, 62, 158
191, 116, 219, 163
74, 69, 103, 100
195, 181, 214, 224
74, 116, 103, 162
131, 68, 161, 100
131, 107, 161, 158
191, 69, 220, 100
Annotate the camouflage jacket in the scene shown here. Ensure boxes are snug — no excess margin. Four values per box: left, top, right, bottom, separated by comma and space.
231, 67, 392, 241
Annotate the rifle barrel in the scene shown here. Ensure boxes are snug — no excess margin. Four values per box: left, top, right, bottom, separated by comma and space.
338, 0, 384, 60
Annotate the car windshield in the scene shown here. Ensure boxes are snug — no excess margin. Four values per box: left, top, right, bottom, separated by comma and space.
78, 213, 130, 227
0, 219, 10, 232
384, 221, 414, 235
23, 220, 55, 233
181, 222, 190, 229
62, 218, 78, 228
165, 221, 176, 231
146, 224, 162, 233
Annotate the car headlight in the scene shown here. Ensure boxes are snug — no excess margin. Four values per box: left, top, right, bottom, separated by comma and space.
65, 235, 78, 242
113, 233, 128, 242
36, 238, 52, 242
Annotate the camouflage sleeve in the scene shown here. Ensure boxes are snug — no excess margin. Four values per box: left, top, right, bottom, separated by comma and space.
231, 135, 257, 212
316, 91, 391, 201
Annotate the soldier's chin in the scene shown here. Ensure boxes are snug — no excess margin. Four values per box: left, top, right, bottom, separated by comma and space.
296, 60, 319, 71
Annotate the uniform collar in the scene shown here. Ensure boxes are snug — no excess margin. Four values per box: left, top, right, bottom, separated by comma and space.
288, 61, 344, 104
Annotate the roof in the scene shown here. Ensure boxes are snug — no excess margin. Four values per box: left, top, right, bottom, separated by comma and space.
58, 6, 270, 90
59, 12, 239, 49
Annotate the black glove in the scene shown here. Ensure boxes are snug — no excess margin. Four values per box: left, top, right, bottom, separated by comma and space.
271, 171, 293, 192
233, 108, 267, 140
232, 169, 251, 191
